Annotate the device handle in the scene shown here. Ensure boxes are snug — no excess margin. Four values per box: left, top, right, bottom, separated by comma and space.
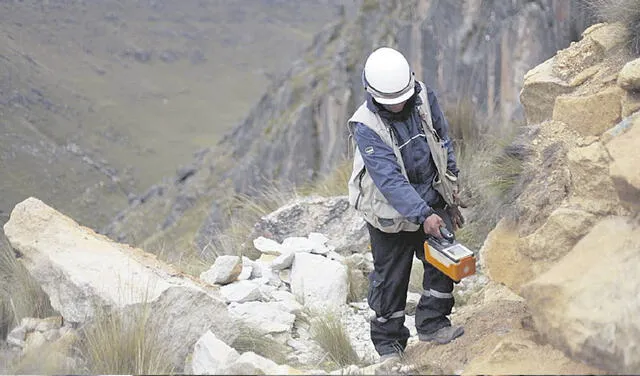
439, 226, 455, 242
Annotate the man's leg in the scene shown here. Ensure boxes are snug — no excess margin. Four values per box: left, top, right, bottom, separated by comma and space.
366, 223, 418, 357
414, 208, 464, 343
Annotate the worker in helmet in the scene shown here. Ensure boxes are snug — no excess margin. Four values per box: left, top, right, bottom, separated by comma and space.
346, 47, 465, 361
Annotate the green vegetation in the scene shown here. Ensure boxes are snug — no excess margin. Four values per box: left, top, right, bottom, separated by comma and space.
298, 158, 352, 197
345, 262, 368, 302
444, 101, 526, 251
362, 0, 380, 12
0, 235, 55, 340
587, 0, 640, 55
231, 323, 290, 365
310, 310, 360, 369
213, 186, 296, 258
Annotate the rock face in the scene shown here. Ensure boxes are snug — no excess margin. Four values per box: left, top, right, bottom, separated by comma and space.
104, 0, 594, 256
249, 196, 368, 256
481, 22, 640, 374
2, 197, 237, 371
521, 217, 640, 374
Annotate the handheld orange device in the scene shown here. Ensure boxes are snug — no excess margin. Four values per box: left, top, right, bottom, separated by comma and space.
424, 227, 476, 282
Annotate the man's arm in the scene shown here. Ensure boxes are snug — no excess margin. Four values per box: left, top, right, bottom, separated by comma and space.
427, 87, 459, 176
353, 122, 433, 224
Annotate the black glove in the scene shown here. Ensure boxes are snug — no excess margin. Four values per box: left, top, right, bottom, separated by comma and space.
448, 205, 465, 231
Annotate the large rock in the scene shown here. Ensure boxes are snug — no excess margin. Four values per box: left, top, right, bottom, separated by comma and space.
552, 88, 624, 137
566, 141, 622, 215
3, 197, 236, 370
521, 217, 640, 374
200, 255, 242, 285
290, 252, 348, 310
228, 301, 296, 335
618, 58, 640, 91
249, 196, 368, 255
190, 330, 240, 375
224, 351, 281, 375
520, 58, 574, 125
518, 208, 596, 275
480, 219, 533, 292
605, 114, 640, 211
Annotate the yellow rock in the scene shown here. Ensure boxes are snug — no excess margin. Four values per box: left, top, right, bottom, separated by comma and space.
618, 58, 640, 91
553, 87, 623, 137
606, 115, 640, 210
521, 217, 640, 374
479, 219, 533, 293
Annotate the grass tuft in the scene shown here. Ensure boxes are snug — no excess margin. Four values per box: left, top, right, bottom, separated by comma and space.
297, 158, 352, 197
79, 301, 175, 374
445, 101, 527, 251
201, 184, 296, 263
310, 310, 360, 368
0, 235, 55, 340
231, 322, 290, 365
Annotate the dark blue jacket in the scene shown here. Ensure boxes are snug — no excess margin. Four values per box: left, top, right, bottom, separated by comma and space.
353, 82, 458, 225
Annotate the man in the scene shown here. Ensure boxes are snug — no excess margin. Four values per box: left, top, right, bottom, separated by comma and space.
347, 47, 465, 361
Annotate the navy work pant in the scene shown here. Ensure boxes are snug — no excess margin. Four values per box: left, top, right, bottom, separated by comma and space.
366, 208, 455, 356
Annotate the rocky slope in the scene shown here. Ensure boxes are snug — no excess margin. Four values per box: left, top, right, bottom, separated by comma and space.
0, 0, 346, 229
104, 0, 595, 253
0, 194, 605, 375
482, 22, 640, 373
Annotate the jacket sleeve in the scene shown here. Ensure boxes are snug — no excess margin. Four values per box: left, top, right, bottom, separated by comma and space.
427, 87, 459, 176
353, 122, 433, 224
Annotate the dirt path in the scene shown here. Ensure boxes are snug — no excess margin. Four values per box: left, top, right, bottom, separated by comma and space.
398, 281, 605, 375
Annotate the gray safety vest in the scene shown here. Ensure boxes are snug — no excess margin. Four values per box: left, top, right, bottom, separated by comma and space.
347, 81, 457, 233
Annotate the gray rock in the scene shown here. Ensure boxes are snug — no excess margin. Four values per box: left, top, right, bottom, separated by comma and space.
223, 351, 280, 375
220, 280, 262, 303
228, 301, 296, 335
3, 198, 237, 371
200, 255, 242, 285
253, 236, 285, 255
271, 250, 295, 270
7, 326, 26, 349
291, 252, 348, 310
191, 330, 240, 375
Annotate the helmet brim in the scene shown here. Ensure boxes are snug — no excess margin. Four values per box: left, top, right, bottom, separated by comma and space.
372, 86, 415, 105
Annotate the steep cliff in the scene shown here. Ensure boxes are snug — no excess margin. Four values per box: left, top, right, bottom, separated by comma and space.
104, 0, 594, 253
481, 21, 640, 373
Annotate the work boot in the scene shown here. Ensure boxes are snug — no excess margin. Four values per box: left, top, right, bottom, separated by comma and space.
418, 325, 464, 344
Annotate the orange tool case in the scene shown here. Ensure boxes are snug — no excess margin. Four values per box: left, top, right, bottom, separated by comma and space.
424, 228, 476, 282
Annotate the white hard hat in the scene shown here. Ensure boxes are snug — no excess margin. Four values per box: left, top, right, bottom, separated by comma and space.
362, 47, 415, 105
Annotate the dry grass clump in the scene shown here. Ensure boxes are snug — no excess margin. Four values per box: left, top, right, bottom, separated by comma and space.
444, 101, 527, 251
0, 235, 55, 340
587, 0, 640, 55
201, 184, 296, 263
310, 310, 360, 368
231, 322, 290, 365
79, 302, 174, 374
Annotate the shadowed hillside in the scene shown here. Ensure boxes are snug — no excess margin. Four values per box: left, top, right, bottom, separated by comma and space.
0, 0, 347, 228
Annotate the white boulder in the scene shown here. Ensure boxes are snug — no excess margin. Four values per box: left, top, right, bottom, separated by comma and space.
291, 252, 348, 310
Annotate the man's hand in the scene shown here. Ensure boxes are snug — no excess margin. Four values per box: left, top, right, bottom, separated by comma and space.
423, 214, 445, 238
452, 186, 467, 208
449, 205, 465, 231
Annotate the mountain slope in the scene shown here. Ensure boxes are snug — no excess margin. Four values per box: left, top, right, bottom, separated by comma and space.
104, 0, 595, 255
0, 0, 346, 228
